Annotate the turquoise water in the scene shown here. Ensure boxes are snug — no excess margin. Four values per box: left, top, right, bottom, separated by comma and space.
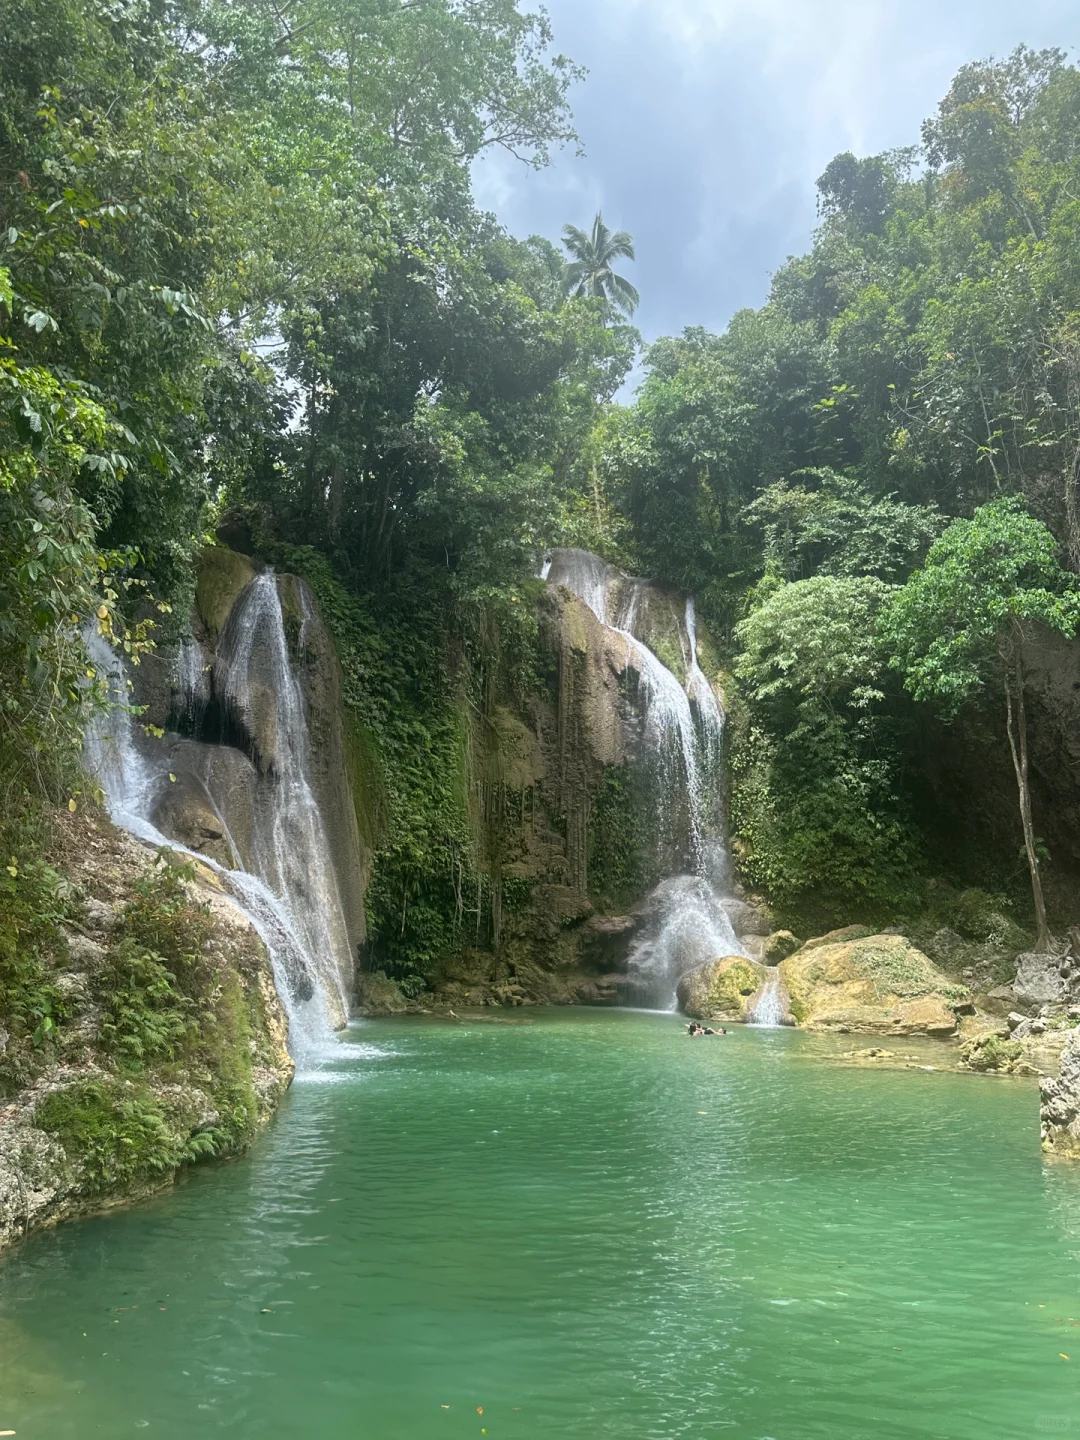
2, 1010, 1079, 1438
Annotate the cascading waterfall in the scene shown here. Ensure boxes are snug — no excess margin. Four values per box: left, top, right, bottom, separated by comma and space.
544, 548, 745, 1007
212, 574, 354, 1026
83, 571, 353, 1059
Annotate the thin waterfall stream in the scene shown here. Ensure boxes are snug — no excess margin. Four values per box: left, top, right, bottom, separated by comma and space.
83, 572, 351, 1060
747, 966, 786, 1027
544, 548, 747, 1009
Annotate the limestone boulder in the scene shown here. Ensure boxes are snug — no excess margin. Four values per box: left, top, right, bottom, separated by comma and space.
779, 934, 970, 1035
800, 924, 876, 952
1013, 951, 1073, 1009
677, 956, 767, 1022
355, 971, 409, 1016
719, 898, 773, 937
1041, 1026, 1080, 1158
762, 930, 802, 965
960, 1033, 1039, 1076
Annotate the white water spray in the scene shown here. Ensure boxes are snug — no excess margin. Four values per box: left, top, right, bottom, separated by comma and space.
747, 967, 786, 1028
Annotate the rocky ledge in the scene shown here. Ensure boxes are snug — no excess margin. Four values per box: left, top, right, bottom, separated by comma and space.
0, 809, 293, 1254
779, 932, 971, 1035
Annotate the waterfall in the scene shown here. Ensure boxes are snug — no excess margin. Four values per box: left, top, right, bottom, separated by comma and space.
212, 574, 354, 1027
82, 571, 353, 1059
748, 967, 786, 1028
544, 548, 745, 1007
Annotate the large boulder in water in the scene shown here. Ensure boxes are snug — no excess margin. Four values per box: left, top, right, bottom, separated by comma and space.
355, 971, 409, 1016
677, 956, 767, 1021
779, 934, 970, 1035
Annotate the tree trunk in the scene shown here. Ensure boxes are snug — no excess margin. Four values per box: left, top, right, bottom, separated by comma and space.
1005, 670, 1051, 950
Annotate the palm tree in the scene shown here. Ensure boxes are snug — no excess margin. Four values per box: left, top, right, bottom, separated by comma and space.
561, 213, 640, 317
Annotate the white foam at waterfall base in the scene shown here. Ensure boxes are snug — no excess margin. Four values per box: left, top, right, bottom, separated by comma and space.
747, 968, 785, 1028
83, 600, 345, 1065
623, 876, 743, 1010
544, 548, 748, 1009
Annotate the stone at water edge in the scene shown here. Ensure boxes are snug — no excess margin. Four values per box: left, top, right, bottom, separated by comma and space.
355, 971, 410, 1015
677, 956, 767, 1022
779, 934, 970, 1035
1041, 1027, 1080, 1158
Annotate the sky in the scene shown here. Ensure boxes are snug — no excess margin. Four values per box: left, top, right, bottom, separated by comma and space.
473, 0, 1078, 361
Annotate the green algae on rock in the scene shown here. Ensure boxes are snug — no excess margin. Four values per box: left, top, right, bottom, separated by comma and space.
676, 956, 767, 1022
779, 933, 970, 1035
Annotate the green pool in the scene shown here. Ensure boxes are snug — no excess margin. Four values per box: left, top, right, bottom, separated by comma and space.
2, 1010, 1079, 1438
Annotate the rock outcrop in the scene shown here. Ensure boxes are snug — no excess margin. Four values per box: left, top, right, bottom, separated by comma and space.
677, 956, 767, 1021
0, 808, 293, 1254
779, 933, 970, 1035
762, 930, 801, 964
1040, 1026, 1080, 1157
1012, 950, 1080, 1010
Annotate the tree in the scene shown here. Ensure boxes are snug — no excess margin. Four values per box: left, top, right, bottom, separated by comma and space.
731, 575, 917, 914
881, 497, 1080, 948
561, 214, 640, 317
745, 470, 943, 583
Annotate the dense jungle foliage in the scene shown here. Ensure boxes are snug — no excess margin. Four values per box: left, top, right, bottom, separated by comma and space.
600, 45, 1080, 930
4, 5, 1080, 973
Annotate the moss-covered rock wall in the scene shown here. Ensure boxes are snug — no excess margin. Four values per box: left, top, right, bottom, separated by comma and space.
0, 808, 292, 1254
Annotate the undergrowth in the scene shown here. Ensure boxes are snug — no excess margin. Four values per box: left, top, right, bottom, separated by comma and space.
0, 808, 72, 1094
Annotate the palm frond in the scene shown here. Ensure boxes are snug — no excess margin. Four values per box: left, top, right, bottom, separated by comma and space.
606, 272, 640, 316
561, 223, 591, 262
604, 230, 636, 263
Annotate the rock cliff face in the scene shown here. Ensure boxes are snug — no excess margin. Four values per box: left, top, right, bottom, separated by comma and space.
132, 547, 739, 1014
0, 809, 292, 1254
1041, 1027, 1080, 1158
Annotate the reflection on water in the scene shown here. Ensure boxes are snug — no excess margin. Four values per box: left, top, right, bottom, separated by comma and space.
0, 1012, 1077, 1440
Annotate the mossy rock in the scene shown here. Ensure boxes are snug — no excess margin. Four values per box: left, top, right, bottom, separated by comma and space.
195, 546, 256, 636
355, 970, 408, 1016
763, 930, 801, 964
960, 1034, 1037, 1076
801, 925, 876, 952
780, 934, 970, 1035
677, 955, 767, 1021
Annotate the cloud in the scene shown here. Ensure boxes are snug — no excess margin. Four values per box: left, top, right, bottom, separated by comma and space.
472, 0, 1078, 349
